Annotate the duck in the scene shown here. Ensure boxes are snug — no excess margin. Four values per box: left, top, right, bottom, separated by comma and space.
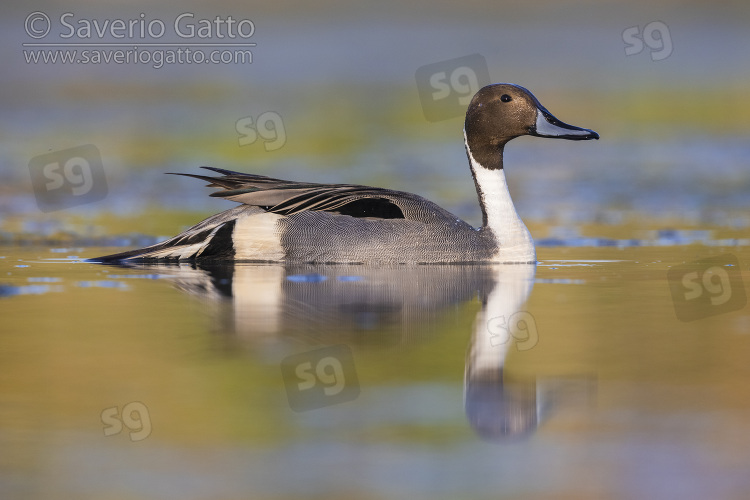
94, 83, 598, 264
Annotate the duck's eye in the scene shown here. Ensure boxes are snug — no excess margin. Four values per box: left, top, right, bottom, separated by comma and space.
500, 94, 512, 103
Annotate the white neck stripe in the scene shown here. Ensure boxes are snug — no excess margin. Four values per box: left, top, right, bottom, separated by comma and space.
464, 130, 536, 263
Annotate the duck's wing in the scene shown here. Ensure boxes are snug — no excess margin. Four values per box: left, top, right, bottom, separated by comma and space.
171, 167, 452, 221
92, 168, 466, 263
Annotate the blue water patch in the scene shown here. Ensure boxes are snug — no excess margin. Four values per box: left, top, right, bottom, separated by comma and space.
15, 265, 29, 268
107, 274, 172, 280
337, 276, 363, 282
76, 281, 130, 290
287, 274, 328, 283
540, 260, 626, 268
537, 229, 750, 248
537, 237, 620, 248
27, 277, 62, 283
0, 284, 63, 297
535, 278, 586, 284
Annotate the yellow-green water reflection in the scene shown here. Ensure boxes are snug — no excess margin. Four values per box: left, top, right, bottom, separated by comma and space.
2, 245, 750, 499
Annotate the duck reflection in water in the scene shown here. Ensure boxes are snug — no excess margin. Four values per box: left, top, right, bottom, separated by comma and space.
463, 265, 539, 440
107, 261, 592, 441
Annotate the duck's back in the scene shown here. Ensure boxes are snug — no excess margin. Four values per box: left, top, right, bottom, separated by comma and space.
274, 208, 497, 263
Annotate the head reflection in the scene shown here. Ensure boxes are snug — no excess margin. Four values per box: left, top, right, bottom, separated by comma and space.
464, 372, 538, 440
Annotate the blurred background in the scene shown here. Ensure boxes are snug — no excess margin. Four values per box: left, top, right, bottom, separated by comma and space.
2, 0, 749, 243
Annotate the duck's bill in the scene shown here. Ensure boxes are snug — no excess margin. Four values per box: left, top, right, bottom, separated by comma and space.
530, 106, 599, 140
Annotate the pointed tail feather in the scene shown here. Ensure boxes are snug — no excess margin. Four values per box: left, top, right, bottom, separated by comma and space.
89, 207, 250, 263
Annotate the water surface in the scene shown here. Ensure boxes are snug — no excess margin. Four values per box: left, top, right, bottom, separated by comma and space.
2, 244, 749, 499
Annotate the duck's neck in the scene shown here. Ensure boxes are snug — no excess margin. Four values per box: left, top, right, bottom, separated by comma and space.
464, 131, 536, 263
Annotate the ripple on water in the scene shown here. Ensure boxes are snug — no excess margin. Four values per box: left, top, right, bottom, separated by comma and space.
75, 281, 130, 290
286, 274, 328, 283
538, 229, 750, 248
